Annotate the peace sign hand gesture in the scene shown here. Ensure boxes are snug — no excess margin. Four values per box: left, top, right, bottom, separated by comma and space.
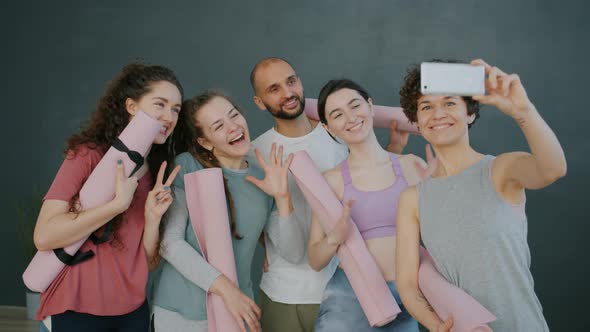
144, 161, 181, 226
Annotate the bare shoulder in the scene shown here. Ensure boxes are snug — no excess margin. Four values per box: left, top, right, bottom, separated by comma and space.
397, 186, 419, 218
398, 185, 420, 221
399, 185, 418, 205
399, 153, 426, 168
398, 154, 426, 186
323, 165, 344, 200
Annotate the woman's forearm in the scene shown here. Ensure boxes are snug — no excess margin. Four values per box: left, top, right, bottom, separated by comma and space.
265, 210, 306, 264
517, 105, 566, 182
160, 188, 221, 291
398, 284, 443, 331
143, 220, 161, 270
273, 193, 293, 217
308, 236, 339, 271
34, 199, 124, 251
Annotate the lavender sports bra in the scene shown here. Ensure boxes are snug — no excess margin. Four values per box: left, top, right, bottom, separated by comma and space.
340, 153, 408, 240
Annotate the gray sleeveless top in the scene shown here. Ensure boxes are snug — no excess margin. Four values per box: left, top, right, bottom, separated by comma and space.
418, 155, 549, 332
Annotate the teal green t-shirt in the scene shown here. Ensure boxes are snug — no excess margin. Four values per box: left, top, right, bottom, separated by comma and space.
154, 152, 272, 321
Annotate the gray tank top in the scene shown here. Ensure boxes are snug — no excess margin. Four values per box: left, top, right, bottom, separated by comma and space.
418, 155, 549, 332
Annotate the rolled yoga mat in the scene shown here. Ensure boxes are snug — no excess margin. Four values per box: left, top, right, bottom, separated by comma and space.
304, 98, 419, 134
418, 247, 496, 332
290, 151, 496, 330
184, 168, 241, 332
289, 151, 400, 327
23, 110, 162, 293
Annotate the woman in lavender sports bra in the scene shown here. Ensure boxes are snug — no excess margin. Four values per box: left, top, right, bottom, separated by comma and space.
307, 79, 425, 331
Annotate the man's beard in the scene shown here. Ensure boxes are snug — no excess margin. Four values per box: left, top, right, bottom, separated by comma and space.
264, 96, 306, 120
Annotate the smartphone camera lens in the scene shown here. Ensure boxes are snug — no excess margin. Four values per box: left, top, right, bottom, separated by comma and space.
423, 85, 427, 89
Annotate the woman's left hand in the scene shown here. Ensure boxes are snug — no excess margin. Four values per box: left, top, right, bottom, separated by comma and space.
246, 143, 294, 199
145, 161, 181, 225
471, 59, 535, 119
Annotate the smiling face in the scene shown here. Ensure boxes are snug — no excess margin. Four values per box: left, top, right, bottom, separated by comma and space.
323, 88, 374, 144
194, 96, 251, 160
125, 80, 182, 144
252, 60, 305, 120
400, 61, 481, 136
416, 95, 475, 147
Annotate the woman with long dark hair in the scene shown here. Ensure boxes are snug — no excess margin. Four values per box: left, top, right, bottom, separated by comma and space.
308, 78, 423, 331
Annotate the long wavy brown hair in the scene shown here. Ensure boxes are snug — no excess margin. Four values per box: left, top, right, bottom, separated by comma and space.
65, 63, 184, 249
173, 90, 243, 239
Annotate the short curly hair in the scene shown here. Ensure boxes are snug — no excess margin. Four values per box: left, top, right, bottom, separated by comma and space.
399, 59, 480, 129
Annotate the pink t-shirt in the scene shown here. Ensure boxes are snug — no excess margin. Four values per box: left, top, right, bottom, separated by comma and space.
36, 146, 151, 319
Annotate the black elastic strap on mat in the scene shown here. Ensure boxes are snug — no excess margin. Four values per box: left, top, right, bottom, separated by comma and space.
90, 138, 145, 244
53, 248, 95, 266
112, 138, 144, 177
89, 222, 113, 245
55, 138, 145, 263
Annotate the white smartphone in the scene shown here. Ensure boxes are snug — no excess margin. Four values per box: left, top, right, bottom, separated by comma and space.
420, 62, 485, 96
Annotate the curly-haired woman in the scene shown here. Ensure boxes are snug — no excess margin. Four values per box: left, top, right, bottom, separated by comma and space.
395, 59, 565, 332
34, 63, 183, 332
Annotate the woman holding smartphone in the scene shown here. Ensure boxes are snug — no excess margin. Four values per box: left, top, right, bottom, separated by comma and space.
395, 59, 564, 332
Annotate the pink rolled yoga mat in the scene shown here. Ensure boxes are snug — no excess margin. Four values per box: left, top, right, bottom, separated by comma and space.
289, 151, 400, 327
23, 111, 162, 293
184, 168, 241, 332
290, 151, 496, 329
304, 98, 419, 133
418, 248, 495, 332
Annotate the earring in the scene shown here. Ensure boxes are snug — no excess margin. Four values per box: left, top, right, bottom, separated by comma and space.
208, 147, 215, 161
